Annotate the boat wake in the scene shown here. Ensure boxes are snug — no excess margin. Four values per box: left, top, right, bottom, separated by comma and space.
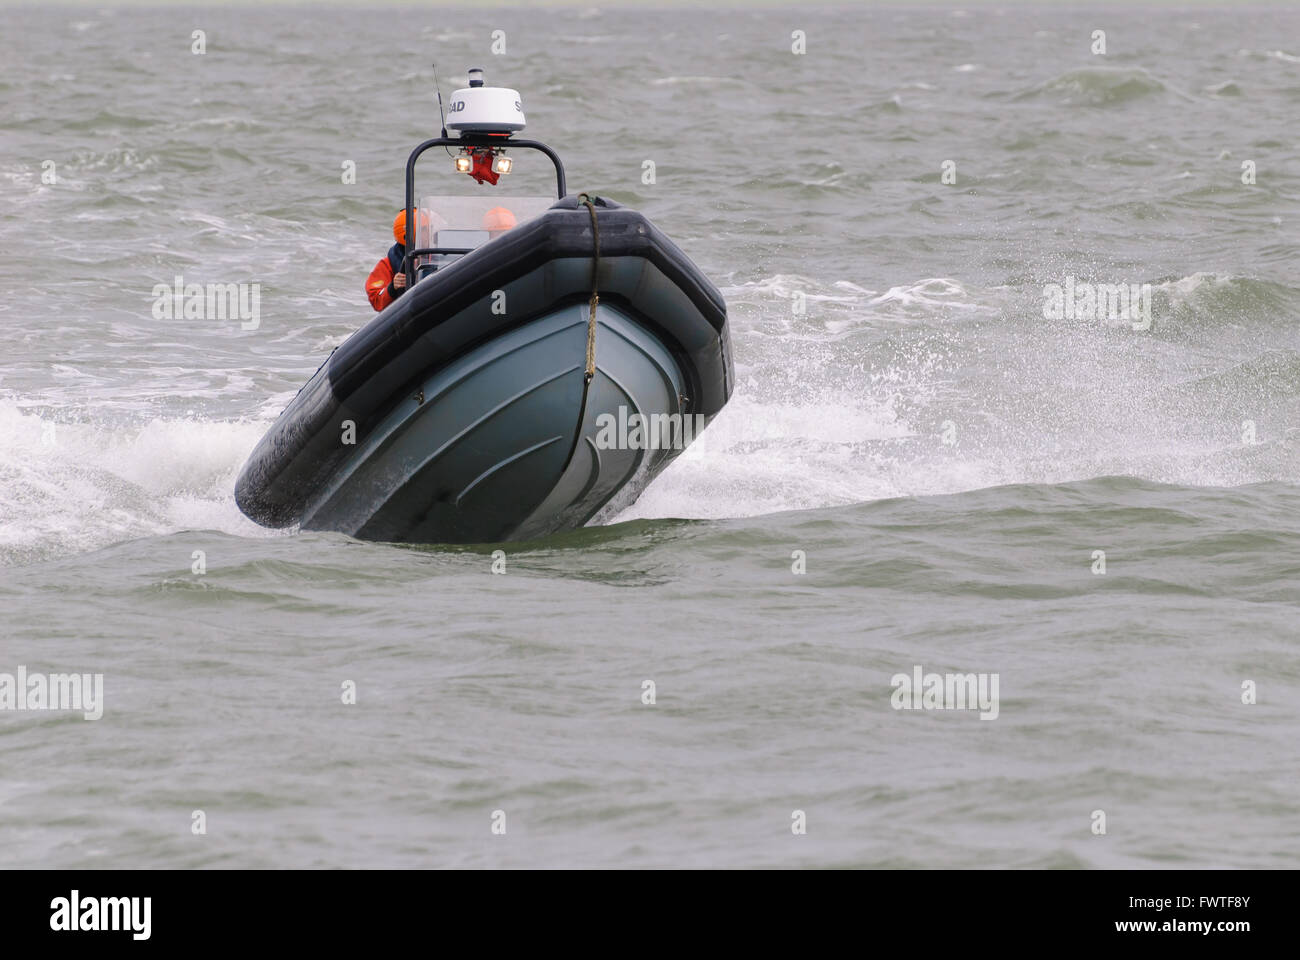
0, 400, 273, 566
3, 265, 1297, 563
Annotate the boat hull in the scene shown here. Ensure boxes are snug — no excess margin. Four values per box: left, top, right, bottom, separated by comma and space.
302, 303, 687, 542
235, 196, 731, 544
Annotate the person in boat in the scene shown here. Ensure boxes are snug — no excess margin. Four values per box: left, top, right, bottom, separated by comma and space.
483, 206, 517, 238
365, 210, 409, 312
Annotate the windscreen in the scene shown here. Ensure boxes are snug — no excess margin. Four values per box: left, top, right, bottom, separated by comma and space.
415, 195, 554, 251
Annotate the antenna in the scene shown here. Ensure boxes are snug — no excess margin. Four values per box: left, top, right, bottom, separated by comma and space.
432, 61, 449, 139
432, 61, 456, 160
428, 60, 454, 158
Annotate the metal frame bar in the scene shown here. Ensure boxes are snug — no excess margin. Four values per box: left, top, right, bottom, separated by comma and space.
401, 136, 567, 282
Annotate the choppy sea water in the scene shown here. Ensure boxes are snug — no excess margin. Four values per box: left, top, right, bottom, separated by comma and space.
1, 3, 1298, 868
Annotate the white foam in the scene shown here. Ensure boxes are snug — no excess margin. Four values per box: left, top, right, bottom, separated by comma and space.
651, 76, 744, 86
2, 267, 1294, 555
0, 401, 276, 565
613, 271, 1300, 522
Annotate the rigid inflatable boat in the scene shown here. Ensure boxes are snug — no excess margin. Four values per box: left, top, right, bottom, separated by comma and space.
235, 69, 732, 544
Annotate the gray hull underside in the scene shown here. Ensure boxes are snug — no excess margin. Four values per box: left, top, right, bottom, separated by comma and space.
299, 304, 688, 543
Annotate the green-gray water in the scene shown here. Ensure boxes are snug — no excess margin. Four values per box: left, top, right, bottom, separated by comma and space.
2, 4, 1298, 868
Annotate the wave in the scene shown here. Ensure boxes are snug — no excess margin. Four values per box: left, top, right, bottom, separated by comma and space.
62, 109, 161, 132
1147, 273, 1300, 342
650, 76, 745, 86
1012, 67, 1168, 107
1203, 81, 1242, 97
6, 257, 1297, 565
1238, 49, 1300, 64
0, 402, 273, 567
619, 268, 1300, 523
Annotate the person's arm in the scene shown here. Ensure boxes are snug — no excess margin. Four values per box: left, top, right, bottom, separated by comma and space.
365, 257, 395, 312
386, 269, 407, 302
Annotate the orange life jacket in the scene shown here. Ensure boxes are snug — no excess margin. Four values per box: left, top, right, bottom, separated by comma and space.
365, 243, 406, 312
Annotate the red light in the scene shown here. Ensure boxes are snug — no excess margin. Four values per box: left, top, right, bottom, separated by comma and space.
467, 151, 500, 185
